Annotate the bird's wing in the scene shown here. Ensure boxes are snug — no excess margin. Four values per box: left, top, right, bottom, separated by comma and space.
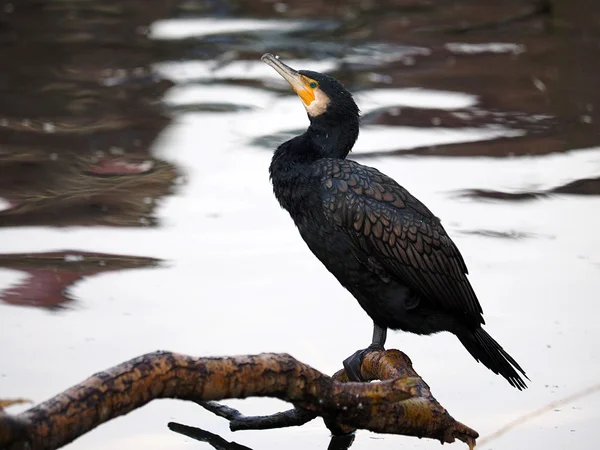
318, 159, 484, 323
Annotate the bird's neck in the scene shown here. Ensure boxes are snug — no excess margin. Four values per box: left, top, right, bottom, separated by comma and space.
269, 115, 359, 216
306, 115, 359, 159
269, 135, 315, 218
271, 115, 359, 170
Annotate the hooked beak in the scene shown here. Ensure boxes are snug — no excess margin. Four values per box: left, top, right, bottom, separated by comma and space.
261, 53, 316, 106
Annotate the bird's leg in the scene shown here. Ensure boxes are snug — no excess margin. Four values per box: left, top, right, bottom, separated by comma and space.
343, 324, 387, 382
371, 324, 387, 349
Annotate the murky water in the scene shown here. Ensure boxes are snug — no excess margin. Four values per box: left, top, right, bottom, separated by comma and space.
1, 1, 599, 449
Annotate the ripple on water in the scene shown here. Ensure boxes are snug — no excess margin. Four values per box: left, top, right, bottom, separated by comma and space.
0, 197, 13, 212
355, 88, 477, 111
162, 84, 273, 109
353, 125, 525, 155
150, 18, 311, 40
154, 58, 339, 83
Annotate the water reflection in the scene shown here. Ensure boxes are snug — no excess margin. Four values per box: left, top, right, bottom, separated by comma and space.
0, 251, 160, 309
0, 1, 176, 311
0, 157, 177, 227
0, 0, 177, 231
459, 175, 600, 201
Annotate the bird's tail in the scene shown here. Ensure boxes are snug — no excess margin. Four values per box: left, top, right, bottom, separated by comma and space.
457, 327, 528, 390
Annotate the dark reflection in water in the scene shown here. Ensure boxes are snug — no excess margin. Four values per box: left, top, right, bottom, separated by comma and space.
0, 0, 178, 228
0, 158, 178, 227
458, 175, 600, 201
2, 0, 598, 229
170, 0, 600, 161
458, 229, 538, 240
0, 1, 176, 309
0, 1, 597, 292
0, 251, 160, 309
150, 0, 600, 213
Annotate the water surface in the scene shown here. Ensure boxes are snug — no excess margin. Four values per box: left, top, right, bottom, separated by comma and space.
1, 1, 599, 449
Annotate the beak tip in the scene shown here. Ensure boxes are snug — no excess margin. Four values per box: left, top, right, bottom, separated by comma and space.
261, 53, 275, 63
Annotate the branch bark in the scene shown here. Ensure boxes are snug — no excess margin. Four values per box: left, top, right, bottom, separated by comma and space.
197, 402, 316, 431
0, 350, 478, 450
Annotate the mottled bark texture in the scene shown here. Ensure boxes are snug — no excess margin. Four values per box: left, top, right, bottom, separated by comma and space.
0, 350, 478, 450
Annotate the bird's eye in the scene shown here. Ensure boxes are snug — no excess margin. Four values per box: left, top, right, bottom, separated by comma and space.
309, 82, 317, 88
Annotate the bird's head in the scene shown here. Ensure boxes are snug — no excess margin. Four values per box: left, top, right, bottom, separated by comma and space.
262, 53, 359, 123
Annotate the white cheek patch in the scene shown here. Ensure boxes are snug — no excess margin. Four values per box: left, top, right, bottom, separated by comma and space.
305, 88, 330, 117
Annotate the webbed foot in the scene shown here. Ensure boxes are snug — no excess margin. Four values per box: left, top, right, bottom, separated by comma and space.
343, 324, 388, 381
342, 344, 384, 382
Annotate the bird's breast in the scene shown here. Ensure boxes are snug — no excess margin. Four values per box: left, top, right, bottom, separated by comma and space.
271, 170, 321, 219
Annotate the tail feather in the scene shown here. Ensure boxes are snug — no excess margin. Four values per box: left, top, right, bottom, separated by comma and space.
457, 327, 529, 390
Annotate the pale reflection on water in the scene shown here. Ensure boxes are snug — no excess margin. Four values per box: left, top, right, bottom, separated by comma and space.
1, 2, 600, 450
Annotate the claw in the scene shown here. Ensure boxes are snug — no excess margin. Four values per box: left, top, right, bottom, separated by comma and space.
343, 344, 384, 382
343, 324, 387, 381
343, 349, 365, 381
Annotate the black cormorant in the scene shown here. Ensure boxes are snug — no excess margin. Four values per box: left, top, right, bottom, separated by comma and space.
262, 53, 527, 390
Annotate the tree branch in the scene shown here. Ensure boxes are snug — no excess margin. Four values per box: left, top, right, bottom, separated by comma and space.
167, 423, 253, 450
0, 350, 478, 450
168, 422, 357, 450
197, 402, 316, 431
